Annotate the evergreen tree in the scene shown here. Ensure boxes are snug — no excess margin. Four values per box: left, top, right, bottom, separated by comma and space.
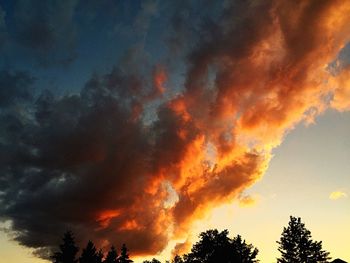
119, 244, 133, 263
79, 241, 101, 263
277, 216, 331, 263
104, 246, 118, 263
52, 231, 79, 263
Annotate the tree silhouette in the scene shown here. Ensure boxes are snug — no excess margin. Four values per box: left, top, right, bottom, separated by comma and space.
103, 246, 118, 263
79, 240, 102, 263
172, 255, 184, 263
119, 244, 133, 263
143, 259, 161, 263
52, 231, 79, 263
277, 216, 331, 263
231, 235, 259, 263
183, 229, 259, 263
97, 249, 104, 263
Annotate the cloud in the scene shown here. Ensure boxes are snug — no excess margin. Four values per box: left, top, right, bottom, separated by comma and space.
329, 191, 348, 200
330, 65, 350, 111
0, 68, 171, 256
0, 70, 34, 107
0, 0, 350, 260
238, 194, 260, 208
153, 65, 167, 95
171, 239, 191, 258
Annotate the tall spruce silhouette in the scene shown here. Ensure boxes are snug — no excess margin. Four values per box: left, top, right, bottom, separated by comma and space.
103, 246, 118, 263
183, 229, 259, 263
52, 231, 79, 263
277, 216, 331, 263
119, 244, 133, 263
79, 240, 102, 263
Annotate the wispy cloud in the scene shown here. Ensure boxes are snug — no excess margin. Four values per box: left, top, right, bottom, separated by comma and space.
329, 191, 348, 200
238, 194, 260, 208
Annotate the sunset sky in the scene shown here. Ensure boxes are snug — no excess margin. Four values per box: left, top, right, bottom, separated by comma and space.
0, 1, 349, 263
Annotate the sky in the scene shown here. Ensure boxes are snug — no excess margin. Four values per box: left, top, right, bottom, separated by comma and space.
0, 0, 349, 262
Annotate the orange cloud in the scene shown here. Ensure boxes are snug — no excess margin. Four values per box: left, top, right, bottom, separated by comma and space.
238, 194, 260, 208
331, 66, 350, 111
163, 0, 350, 247
153, 65, 167, 94
171, 239, 192, 258
119, 219, 143, 231
97, 209, 122, 229
131, 0, 350, 254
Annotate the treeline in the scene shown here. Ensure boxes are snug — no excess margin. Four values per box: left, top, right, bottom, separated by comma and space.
52, 233, 133, 263
52, 216, 331, 263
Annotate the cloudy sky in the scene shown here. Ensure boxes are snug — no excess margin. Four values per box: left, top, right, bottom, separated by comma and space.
0, 0, 349, 262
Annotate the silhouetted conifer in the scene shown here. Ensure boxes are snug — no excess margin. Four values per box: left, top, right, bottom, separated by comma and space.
104, 246, 118, 263
277, 216, 331, 263
52, 231, 79, 263
79, 241, 101, 263
119, 244, 133, 263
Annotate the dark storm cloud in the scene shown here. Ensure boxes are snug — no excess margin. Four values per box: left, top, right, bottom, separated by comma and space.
165, 1, 197, 55
164, 1, 224, 57
0, 63, 180, 257
0, 70, 34, 107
